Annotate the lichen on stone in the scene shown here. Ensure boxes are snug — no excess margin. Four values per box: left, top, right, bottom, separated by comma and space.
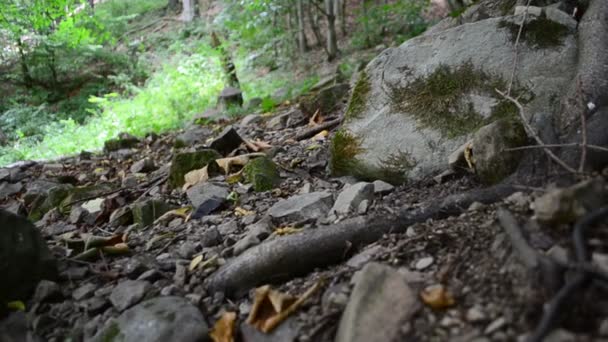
498, 16, 569, 49
330, 129, 365, 176
242, 156, 281, 192
344, 71, 371, 122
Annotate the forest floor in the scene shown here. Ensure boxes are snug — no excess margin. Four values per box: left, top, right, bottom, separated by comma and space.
2, 89, 608, 342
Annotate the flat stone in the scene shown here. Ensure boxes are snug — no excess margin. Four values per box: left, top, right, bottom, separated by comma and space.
109, 206, 133, 227
174, 126, 213, 148
73, 283, 98, 301
186, 182, 229, 209
82, 198, 104, 214
0, 181, 23, 198
92, 296, 208, 342
33, 280, 62, 303
346, 245, 383, 269
109, 280, 151, 312
240, 114, 262, 127
209, 126, 244, 156
336, 262, 420, 342
415, 256, 434, 270
544, 7, 577, 30
330, 182, 374, 216
131, 199, 173, 227
514, 5, 542, 16
130, 158, 156, 174
372, 180, 394, 195
233, 234, 261, 256
217, 220, 239, 235
268, 191, 334, 222
201, 227, 222, 247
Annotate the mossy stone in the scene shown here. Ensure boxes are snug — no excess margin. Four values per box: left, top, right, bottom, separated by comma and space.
300, 83, 350, 116
330, 130, 364, 177
243, 156, 281, 192
103, 133, 140, 152
344, 71, 371, 122
498, 16, 569, 49
131, 199, 174, 227
27, 184, 73, 221
168, 149, 222, 188
59, 185, 112, 215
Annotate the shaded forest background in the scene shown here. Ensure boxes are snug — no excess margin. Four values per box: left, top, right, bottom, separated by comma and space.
0, 0, 442, 166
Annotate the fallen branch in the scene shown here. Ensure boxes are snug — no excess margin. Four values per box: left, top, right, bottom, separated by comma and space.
507, 0, 532, 95
505, 143, 608, 153
295, 117, 342, 141
205, 183, 515, 296
496, 89, 578, 174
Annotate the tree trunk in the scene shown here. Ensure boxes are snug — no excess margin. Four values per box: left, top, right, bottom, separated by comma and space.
210, 31, 240, 89
167, 0, 182, 13
361, 0, 372, 48
307, 0, 323, 47
325, 0, 339, 61
181, 0, 196, 22
296, 0, 309, 53
334, 0, 346, 36
16, 38, 32, 89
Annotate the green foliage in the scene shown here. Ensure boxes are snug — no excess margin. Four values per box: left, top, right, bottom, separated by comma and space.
330, 129, 364, 177
352, 0, 430, 49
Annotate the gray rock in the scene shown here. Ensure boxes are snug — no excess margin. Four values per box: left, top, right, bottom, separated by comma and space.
69, 206, 90, 225
335, 15, 577, 182
336, 262, 420, 342
268, 191, 334, 222
92, 296, 208, 342
240, 317, 298, 342
240, 114, 262, 127
217, 86, 243, 111
82, 198, 104, 214
415, 256, 434, 270
0, 181, 23, 198
0, 209, 57, 305
201, 227, 222, 247
532, 177, 607, 223
346, 245, 383, 269
130, 158, 156, 174
330, 182, 374, 216
131, 199, 173, 227
0, 168, 9, 181
247, 216, 273, 240
544, 7, 577, 30
372, 180, 394, 195
470, 119, 526, 184
174, 126, 213, 148
104, 132, 139, 152
33, 280, 62, 303
217, 220, 239, 235
514, 5, 542, 16
186, 182, 229, 209
209, 126, 244, 156
109, 280, 151, 312
246, 97, 263, 110
300, 83, 350, 117
109, 206, 133, 227
168, 149, 222, 188
73, 283, 98, 301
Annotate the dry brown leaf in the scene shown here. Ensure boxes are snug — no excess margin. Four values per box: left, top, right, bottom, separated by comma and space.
154, 207, 192, 225
420, 284, 455, 310
183, 166, 209, 190
216, 153, 266, 174
464, 142, 475, 171
308, 109, 323, 126
210, 311, 237, 342
101, 242, 130, 255
247, 280, 324, 333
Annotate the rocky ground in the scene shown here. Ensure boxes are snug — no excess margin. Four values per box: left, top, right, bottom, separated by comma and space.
1, 87, 608, 342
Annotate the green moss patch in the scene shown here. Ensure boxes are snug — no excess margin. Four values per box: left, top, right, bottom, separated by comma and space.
242, 156, 281, 192
498, 17, 569, 49
330, 130, 365, 177
375, 150, 416, 184
389, 62, 518, 138
344, 71, 371, 122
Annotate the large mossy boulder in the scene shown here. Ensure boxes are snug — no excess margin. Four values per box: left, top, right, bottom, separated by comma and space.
0, 209, 57, 307
332, 10, 577, 183
168, 149, 222, 189
243, 156, 281, 192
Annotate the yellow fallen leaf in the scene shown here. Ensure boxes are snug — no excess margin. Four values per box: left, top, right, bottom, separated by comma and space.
7, 301, 25, 311
183, 166, 210, 190
464, 142, 475, 171
311, 130, 329, 141
274, 227, 303, 236
210, 311, 237, 342
235, 207, 255, 216
420, 284, 455, 310
154, 207, 193, 225
189, 254, 204, 272
101, 242, 130, 255
306, 144, 322, 151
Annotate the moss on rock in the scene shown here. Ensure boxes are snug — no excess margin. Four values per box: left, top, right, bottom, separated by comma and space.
344, 71, 371, 122
168, 149, 222, 188
242, 156, 281, 192
498, 16, 569, 49
330, 130, 365, 177
388, 62, 527, 138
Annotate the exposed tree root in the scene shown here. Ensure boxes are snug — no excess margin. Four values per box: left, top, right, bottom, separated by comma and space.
205, 183, 515, 297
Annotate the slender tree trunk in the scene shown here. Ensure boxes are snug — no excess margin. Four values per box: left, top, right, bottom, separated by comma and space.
325, 0, 339, 61
181, 0, 196, 22
16, 38, 32, 88
362, 0, 372, 48
166, 0, 182, 13
307, 0, 323, 47
334, 0, 346, 36
211, 31, 240, 89
296, 0, 309, 53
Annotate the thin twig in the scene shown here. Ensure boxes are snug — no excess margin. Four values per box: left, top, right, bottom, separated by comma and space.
505, 143, 608, 153
496, 89, 578, 174
507, 0, 532, 95
295, 117, 342, 140
576, 78, 588, 172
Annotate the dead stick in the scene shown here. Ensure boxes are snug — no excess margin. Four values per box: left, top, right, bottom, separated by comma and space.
496, 89, 578, 174
295, 118, 342, 141
507, 0, 532, 95
505, 143, 608, 153
576, 78, 588, 172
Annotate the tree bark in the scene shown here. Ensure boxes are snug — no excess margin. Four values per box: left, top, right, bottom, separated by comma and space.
181, 0, 196, 22
296, 0, 309, 53
325, 0, 339, 61
306, 0, 324, 47
210, 31, 240, 89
